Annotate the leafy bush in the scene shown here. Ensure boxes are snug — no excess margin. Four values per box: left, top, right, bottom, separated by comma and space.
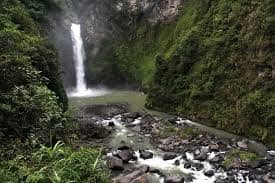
0, 142, 110, 183
0, 0, 68, 144
0, 85, 66, 143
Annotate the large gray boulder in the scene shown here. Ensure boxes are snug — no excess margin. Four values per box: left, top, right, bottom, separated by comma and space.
107, 156, 124, 171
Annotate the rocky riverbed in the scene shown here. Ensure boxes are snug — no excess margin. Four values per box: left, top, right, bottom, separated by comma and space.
74, 103, 275, 183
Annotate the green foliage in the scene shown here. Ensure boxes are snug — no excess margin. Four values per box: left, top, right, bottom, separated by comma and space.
159, 121, 201, 139
223, 149, 258, 168
20, 0, 65, 20
109, 0, 275, 145
0, 0, 68, 143
0, 142, 110, 183
0, 85, 67, 143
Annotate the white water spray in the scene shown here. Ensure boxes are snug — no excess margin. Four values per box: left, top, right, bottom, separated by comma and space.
69, 23, 109, 97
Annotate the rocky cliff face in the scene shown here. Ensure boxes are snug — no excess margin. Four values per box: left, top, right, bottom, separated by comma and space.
116, 0, 183, 24
45, 0, 77, 89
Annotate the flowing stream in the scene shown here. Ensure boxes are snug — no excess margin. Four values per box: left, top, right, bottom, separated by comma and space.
70, 92, 273, 183
69, 23, 109, 97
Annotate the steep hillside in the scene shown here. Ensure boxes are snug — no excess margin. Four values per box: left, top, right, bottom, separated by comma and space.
108, 0, 275, 144
0, 0, 67, 142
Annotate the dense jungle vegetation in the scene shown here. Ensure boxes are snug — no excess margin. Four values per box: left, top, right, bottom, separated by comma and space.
0, 0, 109, 182
108, 0, 275, 145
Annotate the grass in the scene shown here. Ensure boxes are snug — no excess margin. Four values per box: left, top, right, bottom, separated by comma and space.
0, 141, 110, 183
159, 120, 201, 139
222, 149, 259, 168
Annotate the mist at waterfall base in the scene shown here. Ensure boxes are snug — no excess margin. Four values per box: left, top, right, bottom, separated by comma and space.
68, 23, 110, 97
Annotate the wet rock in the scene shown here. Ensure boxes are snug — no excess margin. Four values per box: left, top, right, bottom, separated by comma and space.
96, 139, 103, 143
165, 176, 185, 183
263, 173, 275, 183
174, 159, 180, 166
108, 121, 115, 127
209, 144, 219, 152
181, 153, 187, 160
195, 152, 208, 161
127, 134, 135, 137
181, 140, 189, 144
192, 163, 204, 171
125, 112, 142, 119
107, 156, 124, 170
79, 123, 111, 139
118, 149, 135, 162
270, 172, 275, 180
237, 140, 248, 149
114, 171, 148, 183
167, 117, 178, 124
204, 170, 215, 177
163, 153, 178, 160
215, 179, 226, 183
118, 145, 132, 150
149, 168, 161, 174
194, 149, 201, 156
226, 176, 237, 183
131, 175, 148, 183
132, 154, 138, 161
210, 154, 224, 163
268, 151, 275, 157
126, 118, 135, 123
139, 150, 153, 159
248, 159, 268, 169
160, 138, 171, 145
184, 162, 192, 169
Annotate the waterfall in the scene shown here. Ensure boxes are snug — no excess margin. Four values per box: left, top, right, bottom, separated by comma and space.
69, 23, 109, 97
71, 23, 87, 92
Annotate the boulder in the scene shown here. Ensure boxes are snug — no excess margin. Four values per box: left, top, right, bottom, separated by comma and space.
237, 140, 248, 149
248, 159, 268, 169
137, 165, 150, 173
139, 150, 153, 159
118, 149, 135, 162
174, 159, 180, 166
204, 170, 215, 177
184, 162, 192, 169
118, 145, 132, 150
209, 144, 219, 152
108, 121, 115, 127
263, 173, 275, 183
210, 154, 224, 163
149, 168, 160, 174
167, 117, 178, 124
131, 175, 149, 183
125, 112, 142, 119
195, 152, 208, 161
79, 124, 111, 139
114, 169, 149, 183
192, 163, 204, 171
166, 176, 185, 183
107, 156, 124, 170
163, 153, 178, 160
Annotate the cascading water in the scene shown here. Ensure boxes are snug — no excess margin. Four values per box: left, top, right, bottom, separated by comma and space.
71, 23, 87, 93
69, 23, 109, 97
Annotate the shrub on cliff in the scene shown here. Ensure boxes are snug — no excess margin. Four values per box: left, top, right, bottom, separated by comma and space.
0, 0, 68, 142
0, 85, 66, 142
